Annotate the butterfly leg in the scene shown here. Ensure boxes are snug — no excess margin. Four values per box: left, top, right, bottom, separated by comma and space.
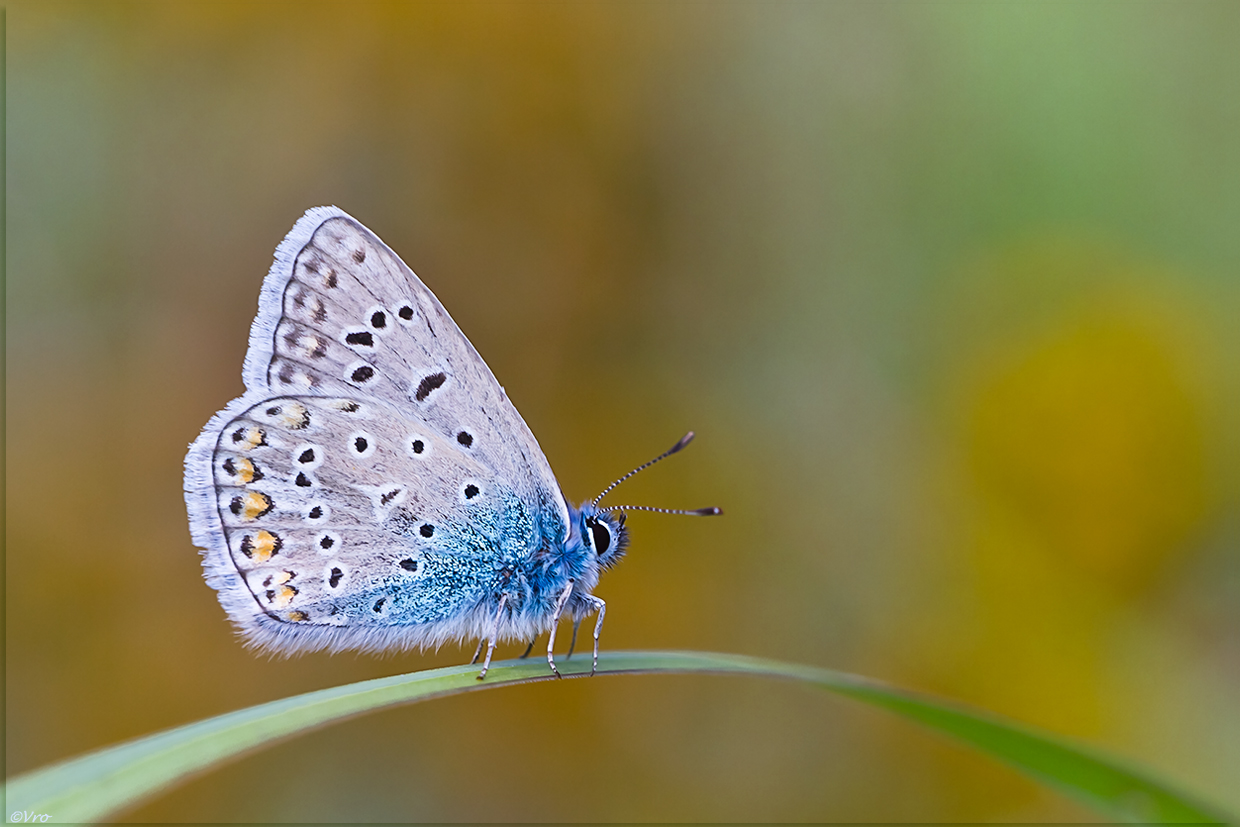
476, 594, 509, 680
518, 639, 535, 659
544, 579, 575, 678
469, 639, 484, 665
565, 618, 583, 660
581, 595, 606, 676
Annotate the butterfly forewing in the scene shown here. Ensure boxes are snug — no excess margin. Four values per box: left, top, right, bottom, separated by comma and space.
258, 215, 556, 512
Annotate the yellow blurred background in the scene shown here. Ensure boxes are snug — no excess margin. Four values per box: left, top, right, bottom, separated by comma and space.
7, 1, 1240, 821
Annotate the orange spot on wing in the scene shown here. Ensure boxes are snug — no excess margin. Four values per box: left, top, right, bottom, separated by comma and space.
242, 492, 274, 520
234, 458, 256, 483
249, 530, 280, 562
272, 585, 297, 608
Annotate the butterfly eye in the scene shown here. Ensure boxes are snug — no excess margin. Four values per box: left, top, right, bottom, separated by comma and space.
586, 517, 612, 555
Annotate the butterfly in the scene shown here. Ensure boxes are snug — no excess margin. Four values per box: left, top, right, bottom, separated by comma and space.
184, 207, 719, 679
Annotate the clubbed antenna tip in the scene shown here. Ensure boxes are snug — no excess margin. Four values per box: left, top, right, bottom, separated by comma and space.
669, 431, 695, 454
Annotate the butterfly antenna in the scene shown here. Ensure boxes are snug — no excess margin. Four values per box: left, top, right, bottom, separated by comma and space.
590, 432, 722, 517
601, 504, 723, 517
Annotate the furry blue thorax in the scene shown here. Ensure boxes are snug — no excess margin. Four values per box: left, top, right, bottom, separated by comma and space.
509, 502, 629, 625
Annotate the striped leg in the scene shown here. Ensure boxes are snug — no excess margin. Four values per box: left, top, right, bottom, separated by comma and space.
545, 579, 575, 678
476, 594, 509, 680
580, 595, 606, 676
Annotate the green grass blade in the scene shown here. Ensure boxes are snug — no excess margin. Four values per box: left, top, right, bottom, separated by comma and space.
4, 650, 1228, 824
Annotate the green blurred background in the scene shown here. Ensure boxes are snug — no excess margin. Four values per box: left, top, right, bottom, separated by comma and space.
8, 1, 1240, 821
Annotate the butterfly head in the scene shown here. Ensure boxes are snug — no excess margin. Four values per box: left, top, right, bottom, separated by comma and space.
576, 432, 721, 572
578, 506, 630, 571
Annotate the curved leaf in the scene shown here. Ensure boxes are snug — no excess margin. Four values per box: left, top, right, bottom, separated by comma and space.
4, 650, 1228, 823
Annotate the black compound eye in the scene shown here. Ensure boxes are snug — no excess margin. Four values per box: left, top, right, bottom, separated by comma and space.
587, 518, 611, 555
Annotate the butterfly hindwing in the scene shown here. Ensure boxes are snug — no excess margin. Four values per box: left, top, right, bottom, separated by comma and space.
199, 394, 525, 650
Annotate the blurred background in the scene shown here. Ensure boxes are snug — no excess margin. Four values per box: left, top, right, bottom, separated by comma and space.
8, 1, 1240, 821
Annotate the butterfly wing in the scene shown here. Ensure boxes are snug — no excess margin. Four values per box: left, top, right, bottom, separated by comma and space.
184, 207, 570, 652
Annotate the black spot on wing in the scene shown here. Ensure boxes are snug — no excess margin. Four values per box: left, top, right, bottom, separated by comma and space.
415, 372, 447, 402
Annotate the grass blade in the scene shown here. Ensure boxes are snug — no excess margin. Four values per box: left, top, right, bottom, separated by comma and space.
4, 650, 1228, 823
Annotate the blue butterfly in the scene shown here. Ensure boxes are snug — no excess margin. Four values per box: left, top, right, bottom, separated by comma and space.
184, 207, 719, 678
